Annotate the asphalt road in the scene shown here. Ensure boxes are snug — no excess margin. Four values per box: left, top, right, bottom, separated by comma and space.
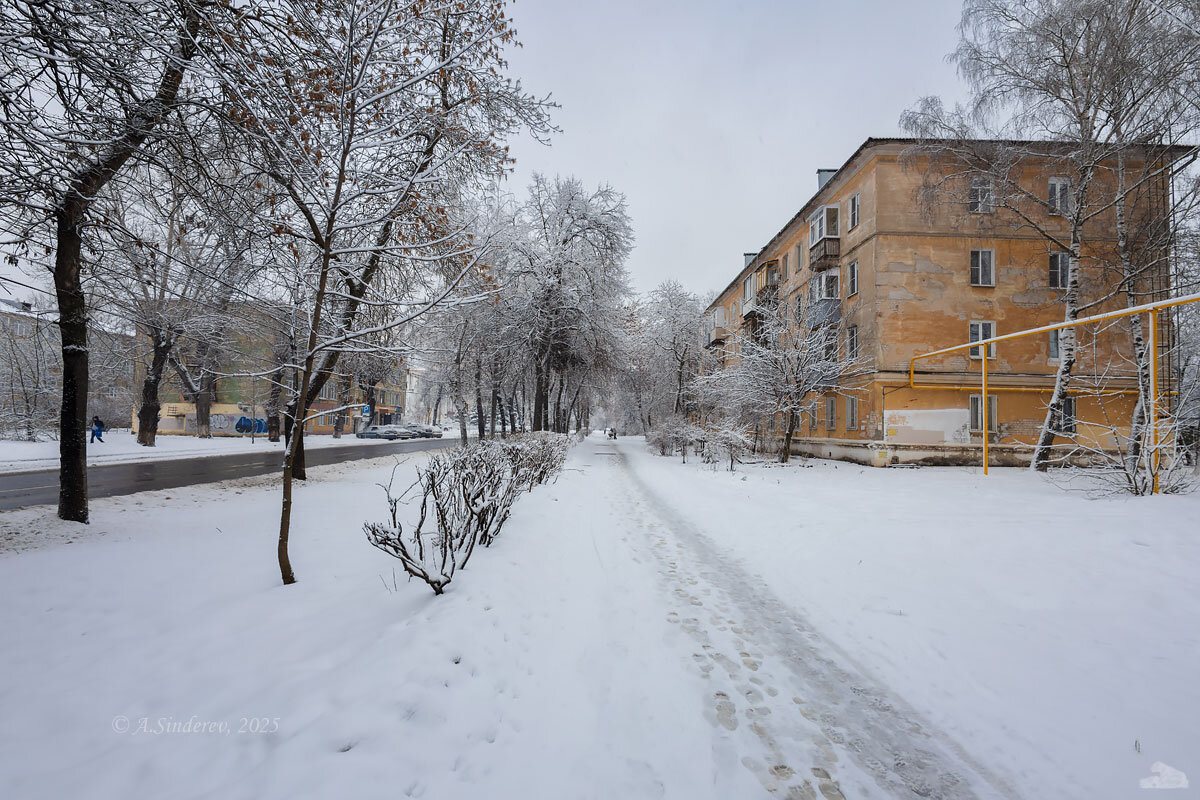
0, 437, 453, 511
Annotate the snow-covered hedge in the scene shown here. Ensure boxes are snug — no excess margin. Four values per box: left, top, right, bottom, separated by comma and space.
364, 434, 570, 594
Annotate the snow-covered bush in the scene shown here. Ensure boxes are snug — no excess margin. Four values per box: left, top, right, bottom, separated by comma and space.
646, 416, 704, 463
364, 435, 570, 594
701, 421, 751, 472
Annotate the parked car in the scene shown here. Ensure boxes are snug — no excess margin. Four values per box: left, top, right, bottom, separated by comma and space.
399, 422, 442, 438
356, 424, 416, 440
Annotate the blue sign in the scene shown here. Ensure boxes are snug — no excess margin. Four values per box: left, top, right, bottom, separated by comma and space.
361, 405, 371, 416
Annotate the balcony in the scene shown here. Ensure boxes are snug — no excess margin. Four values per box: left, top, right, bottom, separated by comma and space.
755, 281, 778, 306
809, 237, 841, 272
705, 326, 729, 347
807, 297, 841, 328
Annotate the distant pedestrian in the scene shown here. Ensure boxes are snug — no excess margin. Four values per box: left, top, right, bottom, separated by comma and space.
90, 416, 105, 444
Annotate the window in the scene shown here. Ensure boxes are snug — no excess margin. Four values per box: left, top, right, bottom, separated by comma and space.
825, 396, 837, 430
743, 276, 752, 301
808, 205, 840, 246
1049, 252, 1069, 289
969, 395, 999, 432
846, 260, 858, 296
968, 178, 994, 213
781, 253, 789, 281
970, 249, 995, 287
846, 325, 859, 360
823, 328, 838, 360
812, 271, 839, 301
1050, 397, 1077, 435
969, 320, 996, 359
1048, 330, 1060, 361
846, 396, 859, 429
795, 244, 804, 272
848, 193, 860, 230
1049, 178, 1071, 215
714, 306, 726, 328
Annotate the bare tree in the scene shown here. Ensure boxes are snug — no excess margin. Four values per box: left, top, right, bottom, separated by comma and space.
223, 0, 551, 585
693, 296, 866, 463
0, 0, 208, 520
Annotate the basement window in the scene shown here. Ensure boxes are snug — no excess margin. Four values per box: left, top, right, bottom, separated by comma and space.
969, 395, 998, 432
1051, 397, 1077, 435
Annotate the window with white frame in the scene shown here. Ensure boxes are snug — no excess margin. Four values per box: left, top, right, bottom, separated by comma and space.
969, 394, 998, 432
1050, 397, 1077, 435
846, 396, 859, 429
969, 320, 996, 359
795, 244, 804, 272
1048, 329, 1060, 361
808, 205, 840, 246
743, 276, 752, 301
970, 249, 995, 286
1049, 252, 1069, 289
811, 271, 839, 301
846, 260, 858, 296
968, 177, 995, 213
714, 306, 726, 328
846, 325, 859, 360
848, 193, 860, 230
825, 396, 837, 430
1048, 177, 1071, 215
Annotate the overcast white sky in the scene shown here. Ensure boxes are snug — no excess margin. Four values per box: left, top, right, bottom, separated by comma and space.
502, 0, 970, 296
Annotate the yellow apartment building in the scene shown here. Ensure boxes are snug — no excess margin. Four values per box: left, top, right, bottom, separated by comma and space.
701, 137, 1175, 466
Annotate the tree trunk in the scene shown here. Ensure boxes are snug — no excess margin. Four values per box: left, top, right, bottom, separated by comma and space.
489, 358, 499, 439
193, 371, 216, 439
475, 357, 486, 440
1031, 171, 1092, 471
266, 369, 284, 442
136, 338, 171, 447
780, 411, 798, 463
54, 208, 90, 521
332, 371, 353, 438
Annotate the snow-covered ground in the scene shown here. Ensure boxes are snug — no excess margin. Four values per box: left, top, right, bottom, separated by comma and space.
0, 435, 1196, 798
0, 432, 431, 474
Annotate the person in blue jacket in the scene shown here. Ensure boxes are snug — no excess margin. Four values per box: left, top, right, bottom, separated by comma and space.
90, 416, 105, 443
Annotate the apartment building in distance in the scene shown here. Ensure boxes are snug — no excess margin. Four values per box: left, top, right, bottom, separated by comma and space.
701, 137, 1175, 466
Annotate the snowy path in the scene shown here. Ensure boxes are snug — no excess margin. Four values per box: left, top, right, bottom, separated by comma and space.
593, 439, 1015, 800
3, 436, 1194, 798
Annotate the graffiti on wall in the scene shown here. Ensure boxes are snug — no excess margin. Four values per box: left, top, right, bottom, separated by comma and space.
234, 416, 269, 434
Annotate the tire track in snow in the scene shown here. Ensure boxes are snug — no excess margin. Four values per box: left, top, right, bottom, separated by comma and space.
601, 442, 1018, 800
